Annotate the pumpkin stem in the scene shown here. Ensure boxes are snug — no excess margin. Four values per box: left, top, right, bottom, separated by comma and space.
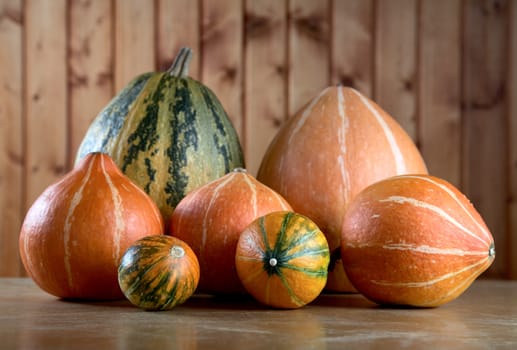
170, 246, 185, 258
167, 47, 193, 78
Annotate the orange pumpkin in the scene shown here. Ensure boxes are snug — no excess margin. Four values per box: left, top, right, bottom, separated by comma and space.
19, 152, 164, 300
235, 211, 330, 309
169, 168, 292, 294
341, 174, 495, 307
257, 86, 428, 292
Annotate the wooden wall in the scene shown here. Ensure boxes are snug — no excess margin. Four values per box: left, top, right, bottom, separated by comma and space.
0, 0, 516, 279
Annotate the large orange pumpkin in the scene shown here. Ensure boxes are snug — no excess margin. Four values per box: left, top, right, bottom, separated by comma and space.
19, 152, 164, 300
257, 86, 428, 292
341, 174, 495, 307
169, 168, 292, 294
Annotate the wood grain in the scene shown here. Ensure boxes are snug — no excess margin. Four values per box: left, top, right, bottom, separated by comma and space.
244, 0, 287, 175
157, 0, 200, 79
509, 0, 517, 279
0, 0, 516, 280
418, 0, 462, 187
462, 0, 508, 278
374, 0, 418, 140
201, 0, 244, 141
288, 0, 330, 116
68, 0, 113, 165
1, 278, 517, 349
330, 0, 373, 97
0, 0, 23, 276
24, 0, 68, 209
114, 0, 155, 91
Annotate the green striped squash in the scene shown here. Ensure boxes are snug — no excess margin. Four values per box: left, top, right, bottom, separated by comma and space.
75, 47, 245, 221
118, 235, 200, 311
235, 211, 330, 309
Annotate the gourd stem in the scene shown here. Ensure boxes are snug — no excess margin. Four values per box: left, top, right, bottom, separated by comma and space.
167, 47, 193, 78
170, 246, 185, 258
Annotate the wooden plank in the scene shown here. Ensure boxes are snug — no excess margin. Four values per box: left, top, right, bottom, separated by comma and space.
244, 0, 287, 176
157, 0, 200, 79
0, 0, 23, 276
69, 0, 114, 164
418, 0, 462, 187
462, 0, 508, 278
201, 0, 244, 145
288, 0, 330, 116
509, 0, 517, 280
25, 0, 68, 208
374, 0, 417, 139
330, 0, 373, 98
114, 0, 155, 91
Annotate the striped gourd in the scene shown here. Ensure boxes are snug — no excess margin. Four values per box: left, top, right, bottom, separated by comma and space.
19, 153, 164, 300
75, 48, 245, 221
118, 235, 200, 311
257, 85, 428, 292
341, 174, 495, 307
170, 168, 292, 295
235, 211, 330, 309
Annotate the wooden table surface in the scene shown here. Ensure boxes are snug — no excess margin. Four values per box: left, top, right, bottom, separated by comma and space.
1, 278, 516, 349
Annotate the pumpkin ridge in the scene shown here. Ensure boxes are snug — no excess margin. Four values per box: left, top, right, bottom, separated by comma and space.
350, 88, 407, 173
282, 247, 330, 262
420, 261, 490, 307
100, 154, 126, 264
371, 257, 491, 288
199, 174, 235, 256
121, 254, 169, 296
63, 155, 96, 290
141, 272, 172, 306
259, 216, 272, 252
160, 274, 181, 309
272, 212, 293, 258
120, 75, 164, 173
199, 85, 237, 172
336, 87, 351, 205
277, 271, 305, 307
75, 73, 153, 161
378, 195, 488, 247
400, 175, 493, 243
165, 78, 199, 208
281, 263, 328, 277
280, 227, 320, 255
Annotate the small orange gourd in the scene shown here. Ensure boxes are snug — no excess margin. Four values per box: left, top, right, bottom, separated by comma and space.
236, 211, 330, 309
19, 152, 164, 300
169, 168, 292, 294
341, 174, 495, 307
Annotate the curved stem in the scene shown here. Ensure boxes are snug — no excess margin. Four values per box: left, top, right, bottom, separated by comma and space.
167, 47, 193, 78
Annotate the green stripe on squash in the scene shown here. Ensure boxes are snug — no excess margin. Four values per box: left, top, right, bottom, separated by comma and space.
75, 47, 245, 221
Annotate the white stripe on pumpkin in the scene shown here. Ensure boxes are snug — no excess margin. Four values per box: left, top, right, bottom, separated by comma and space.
379, 195, 487, 246
418, 259, 491, 306
399, 175, 493, 244
287, 87, 330, 147
382, 243, 488, 256
337, 87, 351, 205
350, 88, 407, 173
241, 172, 258, 218
371, 257, 489, 288
100, 155, 126, 264
63, 157, 95, 289
201, 174, 234, 253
